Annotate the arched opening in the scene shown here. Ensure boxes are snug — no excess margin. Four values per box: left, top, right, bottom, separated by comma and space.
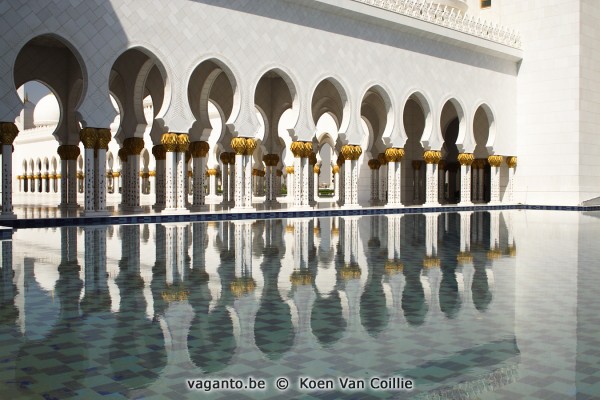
402, 93, 430, 205
440, 99, 463, 204
315, 113, 339, 200
473, 105, 494, 203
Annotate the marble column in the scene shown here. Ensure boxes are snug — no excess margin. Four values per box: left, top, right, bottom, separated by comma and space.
333, 165, 340, 203
378, 153, 387, 203
340, 144, 361, 208
438, 160, 446, 204
308, 153, 317, 206
312, 163, 320, 206
263, 154, 280, 206
412, 160, 421, 204
423, 150, 442, 206
458, 153, 474, 205
290, 141, 305, 208
79, 128, 97, 215
506, 156, 517, 203
94, 129, 111, 214
176, 135, 190, 212
122, 137, 145, 212
368, 160, 380, 204
231, 137, 256, 210
57, 144, 80, 209
118, 148, 128, 208
190, 141, 210, 210
384, 147, 403, 207
228, 153, 235, 205
161, 133, 178, 213
488, 155, 503, 204
221, 152, 230, 205
0, 123, 18, 218
152, 145, 166, 210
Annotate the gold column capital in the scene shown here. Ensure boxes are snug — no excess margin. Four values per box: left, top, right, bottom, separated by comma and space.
189, 141, 210, 157
231, 137, 247, 155
161, 133, 179, 152
124, 137, 145, 155
207, 168, 218, 176
457, 153, 475, 166
423, 150, 442, 164
488, 155, 503, 167
332, 165, 340, 174
176, 134, 190, 152
96, 128, 112, 150
0, 122, 19, 145
79, 127, 98, 149
290, 141, 304, 158
118, 148, 128, 162
285, 166, 295, 174
57, 144, 80, 161
368, 159, 381, 170
313, 164, 321, 174
245, 138, 257, 155
152, 144, 166, 160
506, 156, 518, 168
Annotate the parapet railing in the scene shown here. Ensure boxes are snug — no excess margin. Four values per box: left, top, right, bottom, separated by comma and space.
352, 0, 521, 49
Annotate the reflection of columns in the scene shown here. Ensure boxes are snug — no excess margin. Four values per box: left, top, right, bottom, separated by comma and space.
425, 213, 439, 258
488, 155, 503, 204
412, 160, 421, 204
384, 147, 403, 207
231, 220, 255, 296
458, 153, 474, 205
341, 144, 362, 208
424, 150, 442, 206
489, 210, 500, 250
221, 152, 230, 204
152, 145, 166, 210
231, 137, 256, 210
506, 156, 517, 203
123, 137, 144, 212
368, 159, 381, 204
0, 123, 18, 217
190, 141, 210, 209
57, 144, 80, 209
290, 141, 312, 208
458, 211, 472, 253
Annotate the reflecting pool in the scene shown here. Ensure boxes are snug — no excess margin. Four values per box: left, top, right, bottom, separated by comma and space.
0, 210, 598, 399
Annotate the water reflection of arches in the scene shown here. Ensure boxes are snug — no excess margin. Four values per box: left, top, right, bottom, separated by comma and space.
402, 265, 428, 326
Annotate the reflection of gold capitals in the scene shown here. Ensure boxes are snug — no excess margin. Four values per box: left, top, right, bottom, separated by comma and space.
0, 122, 19, 145
423, 150, 442, 164
285, 166, 294, 174
331, 226, 339, 236
189, 141, 210, 157
487, 248, 502, 260
161, 285, 189, 303
285, 224, 294, 233
340, 263, 362, 280
230, 277, 257, 297
458, 153, 475, 166
488, 155, 503, 167
161, 133, 179, 152
290, 270, 313, 286
423, 256, 441, 268
385, 260, 404, 275
313, 226, 320, 235
506, 156, 518, 168
456, 251, 473, 265
152, 144, 166, 160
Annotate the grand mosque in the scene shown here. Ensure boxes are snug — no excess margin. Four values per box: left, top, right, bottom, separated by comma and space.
0, 0, 593, 217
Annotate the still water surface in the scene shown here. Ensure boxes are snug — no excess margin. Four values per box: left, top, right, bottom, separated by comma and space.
0, 210, 598, 399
